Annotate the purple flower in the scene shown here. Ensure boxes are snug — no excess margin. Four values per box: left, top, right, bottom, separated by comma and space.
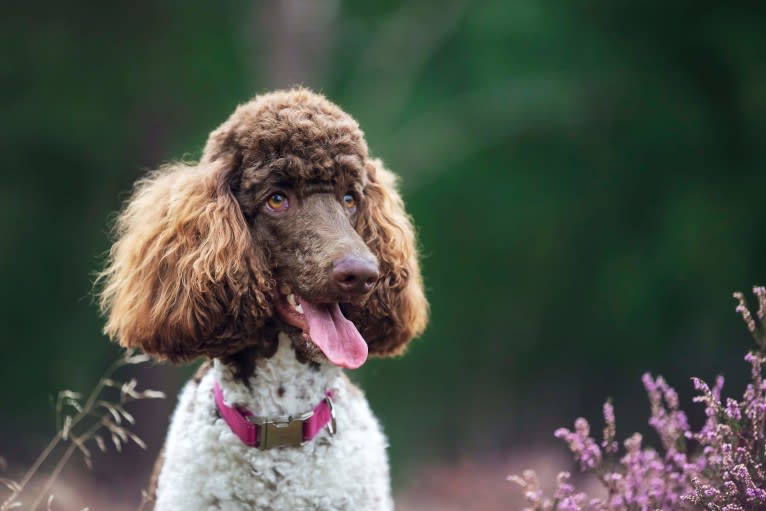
724, 398, 741, 421
601, 402, 618, 454
555, 418, 602, 471
510, 287, 766, 511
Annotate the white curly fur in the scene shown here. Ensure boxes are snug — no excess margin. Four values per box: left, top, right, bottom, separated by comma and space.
154, 333, 394, 510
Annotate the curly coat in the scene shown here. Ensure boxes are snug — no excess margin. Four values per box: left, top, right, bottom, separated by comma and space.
99, 88, 428, 364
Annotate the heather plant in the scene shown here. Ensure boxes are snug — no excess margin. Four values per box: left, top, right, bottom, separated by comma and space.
509, 287, 766, 511
0, 350, 164, 511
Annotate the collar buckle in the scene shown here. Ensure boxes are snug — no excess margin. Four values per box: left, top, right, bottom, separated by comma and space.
325, 395, 337, 436
253, 411, 312, 450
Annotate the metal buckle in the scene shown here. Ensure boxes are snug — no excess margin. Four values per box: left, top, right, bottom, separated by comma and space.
253, 411, 312, 450
325, 395, 337, 436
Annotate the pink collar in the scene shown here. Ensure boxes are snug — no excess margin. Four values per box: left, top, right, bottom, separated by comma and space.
213, 381, 336, 450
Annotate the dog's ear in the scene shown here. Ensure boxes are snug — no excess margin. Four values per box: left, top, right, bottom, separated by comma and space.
98, 155, 273, 362
354, 158, 429, 356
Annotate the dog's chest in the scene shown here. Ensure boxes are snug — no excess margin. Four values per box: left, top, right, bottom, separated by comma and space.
154, 336, 393, 510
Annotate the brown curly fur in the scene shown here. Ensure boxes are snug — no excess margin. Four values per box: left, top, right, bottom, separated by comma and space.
98, 88, 428, 362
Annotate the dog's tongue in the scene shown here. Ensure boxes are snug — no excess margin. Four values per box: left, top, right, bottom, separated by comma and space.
300, 300, 368, 369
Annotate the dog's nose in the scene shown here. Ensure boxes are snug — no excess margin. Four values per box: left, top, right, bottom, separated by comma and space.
332, 257, 379, 295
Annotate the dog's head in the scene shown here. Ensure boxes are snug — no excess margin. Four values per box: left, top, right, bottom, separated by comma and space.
98, 89, 428, 367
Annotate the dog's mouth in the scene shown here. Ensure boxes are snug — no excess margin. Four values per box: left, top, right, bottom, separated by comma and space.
274, 284, 368, 369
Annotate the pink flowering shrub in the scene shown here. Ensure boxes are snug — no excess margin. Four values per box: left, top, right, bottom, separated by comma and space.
509, 287, 766, 511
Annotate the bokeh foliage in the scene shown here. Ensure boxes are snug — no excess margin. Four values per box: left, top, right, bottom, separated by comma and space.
2, 0, 766, 488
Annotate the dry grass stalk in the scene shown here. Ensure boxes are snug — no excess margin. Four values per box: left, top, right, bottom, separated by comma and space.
0, 350, 164, 511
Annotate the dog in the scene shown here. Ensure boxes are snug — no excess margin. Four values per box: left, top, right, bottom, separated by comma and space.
98, 88, 428, 510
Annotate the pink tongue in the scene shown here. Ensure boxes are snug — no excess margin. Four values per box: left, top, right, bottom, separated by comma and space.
300, 300, 368, 369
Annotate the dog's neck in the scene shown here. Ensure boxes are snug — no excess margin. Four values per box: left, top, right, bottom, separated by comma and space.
213, 332, 342, 418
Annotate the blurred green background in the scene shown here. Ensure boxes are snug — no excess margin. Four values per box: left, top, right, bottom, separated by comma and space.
2, 0, 766, 508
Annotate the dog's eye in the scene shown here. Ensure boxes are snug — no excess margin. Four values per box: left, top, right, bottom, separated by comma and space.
266, 193, 289, 212
343, 193, 357, 213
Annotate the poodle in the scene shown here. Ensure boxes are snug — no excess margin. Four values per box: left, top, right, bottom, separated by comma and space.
98, 88, 428, 510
